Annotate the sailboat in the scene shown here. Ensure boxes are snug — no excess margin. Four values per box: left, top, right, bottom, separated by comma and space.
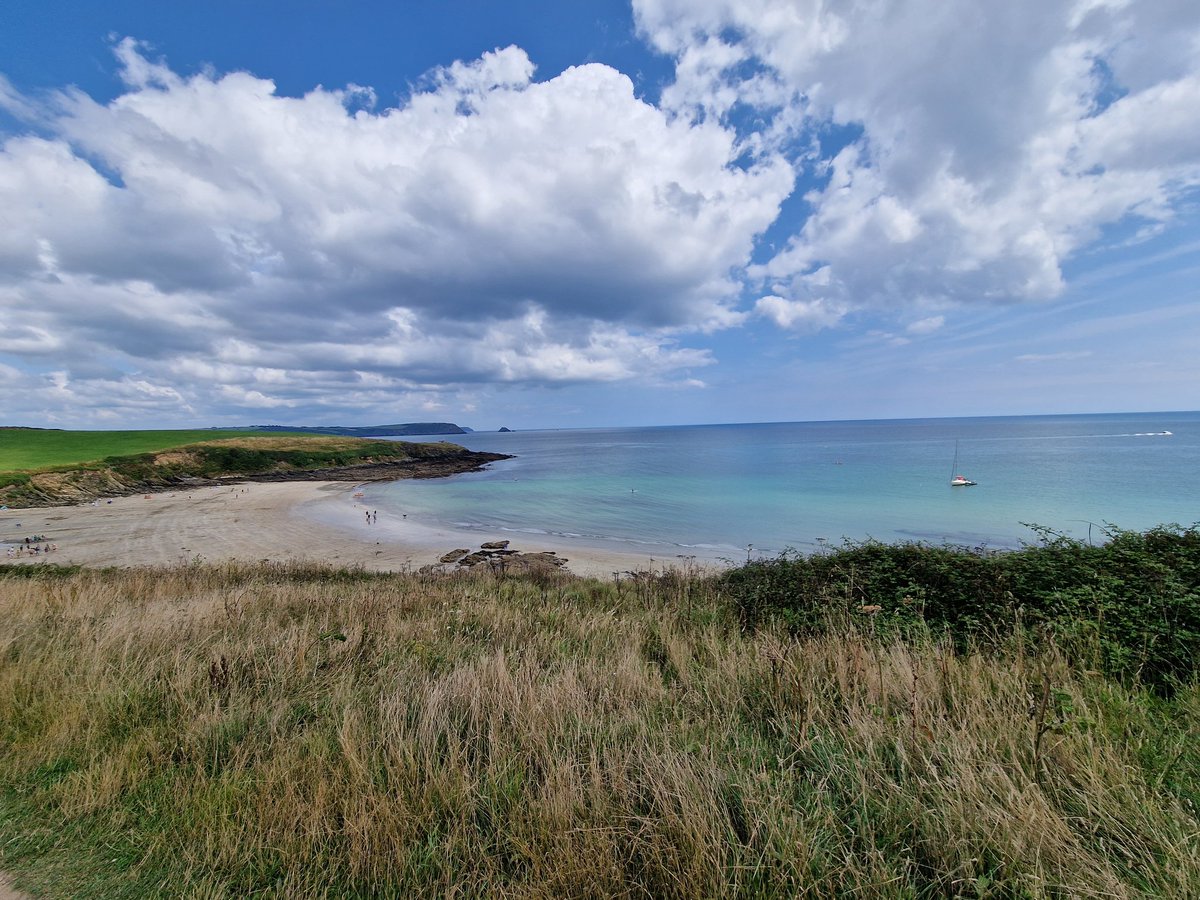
950, 441, 977, 486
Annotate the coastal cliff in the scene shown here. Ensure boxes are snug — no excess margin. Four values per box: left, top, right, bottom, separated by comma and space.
0, 437, 510, 508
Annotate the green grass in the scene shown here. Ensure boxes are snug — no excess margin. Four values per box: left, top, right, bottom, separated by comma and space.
0, 431, 488, 508
0, 548, 1197, 897
0, 429, 300, 472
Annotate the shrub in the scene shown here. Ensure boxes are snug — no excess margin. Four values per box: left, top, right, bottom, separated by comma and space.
722, 525, 1200, 688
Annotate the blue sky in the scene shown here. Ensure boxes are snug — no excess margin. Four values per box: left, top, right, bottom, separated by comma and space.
1, 0, 1198, 430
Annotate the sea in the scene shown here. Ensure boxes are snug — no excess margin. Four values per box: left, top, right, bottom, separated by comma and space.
366, 412, 1199, 561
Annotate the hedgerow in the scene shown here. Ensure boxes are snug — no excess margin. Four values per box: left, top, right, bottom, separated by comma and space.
722, 524, 1200, 688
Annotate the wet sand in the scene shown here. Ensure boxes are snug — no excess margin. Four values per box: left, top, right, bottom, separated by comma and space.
0, 481, 702, 578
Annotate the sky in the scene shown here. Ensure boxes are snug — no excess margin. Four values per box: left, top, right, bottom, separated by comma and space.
1, 0, 1198, 431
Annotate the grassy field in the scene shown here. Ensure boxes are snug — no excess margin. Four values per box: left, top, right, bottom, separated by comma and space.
0, 431, 496, 509
0, 532, 1197, 897
0, 429, 295, 472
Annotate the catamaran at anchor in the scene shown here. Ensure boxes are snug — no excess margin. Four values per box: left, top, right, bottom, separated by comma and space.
950, 441, 977, 486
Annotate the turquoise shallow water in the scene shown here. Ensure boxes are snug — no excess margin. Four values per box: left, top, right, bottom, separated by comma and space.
367, 412, 1199, 559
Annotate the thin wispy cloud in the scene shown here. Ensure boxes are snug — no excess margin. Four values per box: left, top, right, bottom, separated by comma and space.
906, 316, 945, 336
1015, 351, 1094, 363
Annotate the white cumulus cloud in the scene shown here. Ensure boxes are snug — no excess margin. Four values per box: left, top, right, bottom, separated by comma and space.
0, 39, 792, 423
636, 0, 1200, 317
5, 8, 1200, 425
754, 295, 846, 331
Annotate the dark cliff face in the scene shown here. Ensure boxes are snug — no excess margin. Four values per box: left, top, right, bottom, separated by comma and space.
241, 451, 512, 482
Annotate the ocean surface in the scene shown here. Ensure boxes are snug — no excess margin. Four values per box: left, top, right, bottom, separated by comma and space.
366, 412, 1199, 561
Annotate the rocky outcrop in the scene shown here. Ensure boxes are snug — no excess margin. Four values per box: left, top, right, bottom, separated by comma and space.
240, 451, 510, 483
1, 469, 132, 507
423, 541, 569, 575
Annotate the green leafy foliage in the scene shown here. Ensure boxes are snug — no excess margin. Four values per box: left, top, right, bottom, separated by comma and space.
723, 524, 1200, 688
108, 441, 418, 479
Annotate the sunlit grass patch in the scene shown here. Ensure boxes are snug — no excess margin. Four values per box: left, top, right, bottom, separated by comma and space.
0, 428, 300, 472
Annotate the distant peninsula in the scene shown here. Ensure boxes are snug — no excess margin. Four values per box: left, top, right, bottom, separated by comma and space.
237, 422, 469, 437
0, 432, 508, 508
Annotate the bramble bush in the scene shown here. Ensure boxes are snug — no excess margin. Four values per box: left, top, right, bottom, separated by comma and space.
722, 524, 1200, 689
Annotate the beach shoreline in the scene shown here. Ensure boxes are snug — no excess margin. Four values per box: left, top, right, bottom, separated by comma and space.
0, 480, 719, 578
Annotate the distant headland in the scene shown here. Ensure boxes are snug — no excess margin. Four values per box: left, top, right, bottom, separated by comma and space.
0, 430, 509, 508
231, 422, 470, 437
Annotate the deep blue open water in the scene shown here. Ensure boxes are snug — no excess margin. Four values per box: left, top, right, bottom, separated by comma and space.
369, 412, 1199, 559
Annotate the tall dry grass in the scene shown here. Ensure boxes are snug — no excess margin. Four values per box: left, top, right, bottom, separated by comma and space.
0, 562, 1197, 897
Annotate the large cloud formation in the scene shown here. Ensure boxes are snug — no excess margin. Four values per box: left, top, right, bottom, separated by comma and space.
635, 0, 1200, 330
3, 1, 1200, 425
0, 39, 790, 422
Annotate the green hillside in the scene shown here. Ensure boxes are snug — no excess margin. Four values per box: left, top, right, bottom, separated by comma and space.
0, 429, 306, 472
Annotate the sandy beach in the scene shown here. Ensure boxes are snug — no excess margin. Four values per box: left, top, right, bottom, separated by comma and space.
0, 875, 28, 900
0, 480, 694, 578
